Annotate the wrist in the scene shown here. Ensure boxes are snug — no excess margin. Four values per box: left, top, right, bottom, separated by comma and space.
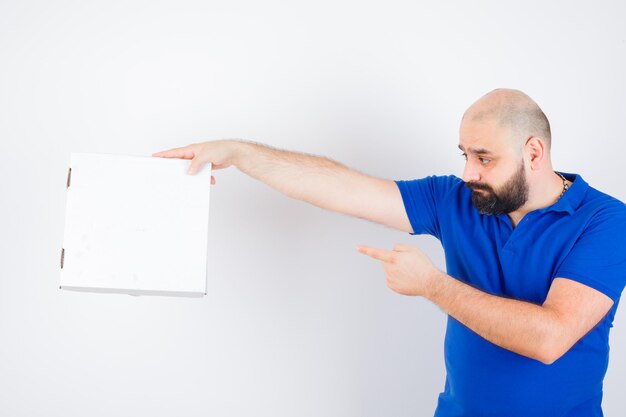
229, 139, 254, 169
425, 269, 447, 302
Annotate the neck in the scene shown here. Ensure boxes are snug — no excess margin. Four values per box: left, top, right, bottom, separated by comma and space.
507, 170, 569, 227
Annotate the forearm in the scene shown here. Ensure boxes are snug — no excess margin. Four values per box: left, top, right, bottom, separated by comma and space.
427, 271, 563, 364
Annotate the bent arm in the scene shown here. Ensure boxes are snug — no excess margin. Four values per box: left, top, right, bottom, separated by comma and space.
426, 274, 614, 364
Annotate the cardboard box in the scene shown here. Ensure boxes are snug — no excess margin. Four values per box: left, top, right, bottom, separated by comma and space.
60, 152, 212, 297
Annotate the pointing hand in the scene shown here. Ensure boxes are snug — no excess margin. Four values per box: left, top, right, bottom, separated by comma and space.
356, 244, 441, 297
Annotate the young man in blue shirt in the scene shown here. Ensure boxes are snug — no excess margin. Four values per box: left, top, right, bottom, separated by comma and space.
154, 88, 626, 416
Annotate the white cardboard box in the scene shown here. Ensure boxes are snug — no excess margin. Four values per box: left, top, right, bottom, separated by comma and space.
60, 152, 212, 297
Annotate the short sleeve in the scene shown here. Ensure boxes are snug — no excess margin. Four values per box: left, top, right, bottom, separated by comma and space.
394, 175, 461, 239
555, 202, 626, 303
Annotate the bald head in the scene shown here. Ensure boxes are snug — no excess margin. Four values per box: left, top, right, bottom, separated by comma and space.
462, 89, 552, 151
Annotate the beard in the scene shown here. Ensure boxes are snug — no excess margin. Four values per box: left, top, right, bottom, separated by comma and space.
465, 160, 529, 215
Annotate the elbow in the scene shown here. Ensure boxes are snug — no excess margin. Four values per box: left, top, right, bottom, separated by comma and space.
534, 339, 570, 365
533, 312, 574, 365
536, 351, 561, 366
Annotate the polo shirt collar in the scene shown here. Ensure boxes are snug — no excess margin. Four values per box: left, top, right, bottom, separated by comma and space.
536, 171, 588, 215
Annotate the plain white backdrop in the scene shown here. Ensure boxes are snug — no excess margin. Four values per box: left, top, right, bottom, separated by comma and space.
1, 0, 625, 416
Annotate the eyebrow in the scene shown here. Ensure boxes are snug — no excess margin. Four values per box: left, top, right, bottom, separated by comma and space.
458, 144, 494, 156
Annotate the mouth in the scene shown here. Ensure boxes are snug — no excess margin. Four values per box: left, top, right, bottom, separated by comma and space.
467, 184, 492, 193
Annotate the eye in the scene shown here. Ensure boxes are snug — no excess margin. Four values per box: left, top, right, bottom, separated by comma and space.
479, 157, 490, 165
460, 152, 468, 160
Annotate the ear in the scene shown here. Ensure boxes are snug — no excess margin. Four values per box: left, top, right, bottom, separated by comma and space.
525, 136, 547, 170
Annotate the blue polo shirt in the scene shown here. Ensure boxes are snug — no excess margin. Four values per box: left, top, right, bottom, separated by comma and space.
395, 172, 626, 417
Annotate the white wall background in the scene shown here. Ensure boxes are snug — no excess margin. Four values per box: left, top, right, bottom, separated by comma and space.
1, 0, 625, 416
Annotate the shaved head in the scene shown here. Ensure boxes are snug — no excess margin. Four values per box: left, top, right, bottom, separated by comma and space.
462, 89, 551, 151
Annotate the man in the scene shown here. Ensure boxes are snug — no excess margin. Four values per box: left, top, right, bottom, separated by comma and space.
153, 89, 626, 416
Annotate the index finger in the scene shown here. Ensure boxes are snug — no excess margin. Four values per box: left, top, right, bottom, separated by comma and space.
356, 245, 395, 263
152, 147, 196, 159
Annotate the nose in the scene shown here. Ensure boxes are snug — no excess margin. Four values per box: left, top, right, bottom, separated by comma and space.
462, 161, 480, 183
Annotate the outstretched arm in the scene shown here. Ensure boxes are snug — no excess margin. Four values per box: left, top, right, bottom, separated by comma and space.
154, 140, 413, 232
